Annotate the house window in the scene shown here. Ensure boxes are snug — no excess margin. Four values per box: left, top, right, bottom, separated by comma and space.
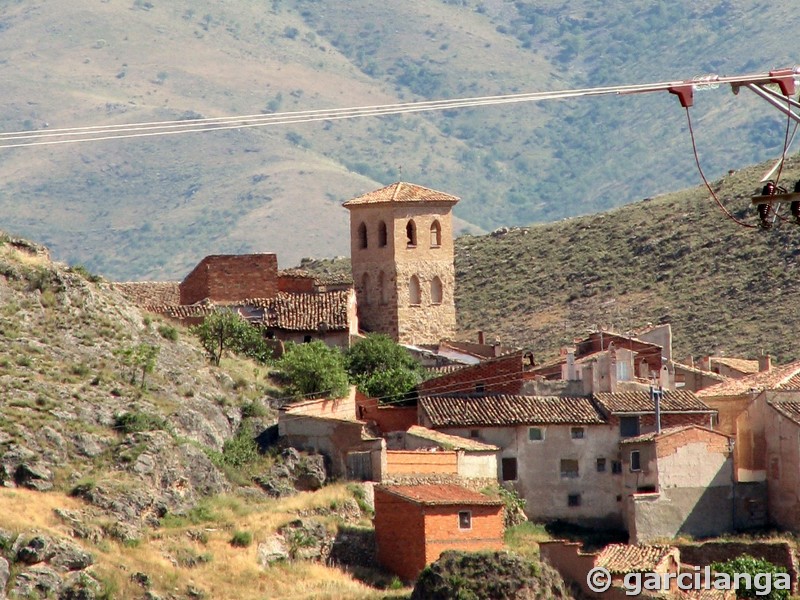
502, 457, 518, 481
612, 460, 622, 474
458, 511, 472, 530
560, 459, 579, 479
378, 221, 388, 247
528, 427, 544, 442
430, 220, 442, 247
358, 222, 368, 249
431, 276, 443, 304
619, 416, 640, 438
303, 335, 312, 343
475, 382, 486, 393
596, 458, 606, 472
469, 429, 480, 439
630, 450, 641, 472
570, 427, 585, 439
409, 275, 421, 305
406, 220, 417, 247
568, 494, 581, 507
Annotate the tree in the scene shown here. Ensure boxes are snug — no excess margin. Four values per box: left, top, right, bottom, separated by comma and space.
191, 309, 270, 366
345, 334, 424, 404
277, 341, 349, 399
710, 555, 790, 600
114, 343, 160, 388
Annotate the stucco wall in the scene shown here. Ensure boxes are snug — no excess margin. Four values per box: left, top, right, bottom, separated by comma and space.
763, 392, 800, 531
457, 452, 499, 479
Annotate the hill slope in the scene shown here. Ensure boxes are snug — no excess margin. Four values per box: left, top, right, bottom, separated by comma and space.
0, 0, 798, 279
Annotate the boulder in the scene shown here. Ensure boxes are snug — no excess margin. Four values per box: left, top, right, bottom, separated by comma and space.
49, 539, 94, 571
0, 557, 9, 599
258, 537, 289, 566
59, 572, 101, 600
15, 534, 53, 565
11, 565, 62, 599
14, 462, 54, 491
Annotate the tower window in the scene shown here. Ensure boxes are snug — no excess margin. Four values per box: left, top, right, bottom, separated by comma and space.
409, 275, 421, 305
378, 221, 388, 247
406, 220, 417, 247
361, 272, 370, 305
431, 276, 443, 304
358, 222, 368, 249
430, 220, 442, 247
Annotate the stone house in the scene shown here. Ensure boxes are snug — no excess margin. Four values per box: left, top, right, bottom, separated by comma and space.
619, 426, 735, 542
698, 356, 766, 379
418, 390, 717, 529
343, 182, 458, 346
373, 483, 504, 581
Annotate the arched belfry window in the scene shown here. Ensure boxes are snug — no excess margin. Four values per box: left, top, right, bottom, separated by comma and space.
378, 221, 388, 247
361, 272, 371, 305
430, 220, 442, 247
406, 220, 417, 247
409, 275, 421, 305
358, 222, 368, 249
431, 276, 443, 304
378, 271, 387, 305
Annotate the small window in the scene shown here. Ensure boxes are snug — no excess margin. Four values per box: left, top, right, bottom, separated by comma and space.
458, 510, 472, 530
265, 330, 275, 340
570, 427, 585, 440
409, 275, 421, 305
528, 427, 544, 441
630, 450, 641, 472
430, 220, 442, 247
568, 494, 581, 507
303, 335, 312, 343
378, 221, 388, 247
560, 459, 579, 479
502, 457, 518, 481
596, 458, 606, 472
612, 460, 622, 474
357, 222, 368, 249
406, 220, 417, 247
431, 276, 443, 304
620, 416, 640, 438
475, 382, 486, 393
616, 495, 622, 502
469, 429, 480, 439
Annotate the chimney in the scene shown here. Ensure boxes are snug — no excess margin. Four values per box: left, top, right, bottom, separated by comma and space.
651, 386, 663, 433
566, 349, 576, 380
477, 330, 485, 345
685, 355, 695, 368
759, 354, 772, 373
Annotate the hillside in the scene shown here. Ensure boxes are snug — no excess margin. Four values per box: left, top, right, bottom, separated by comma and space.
0, 234, 403, 599
0, 0, 798, 279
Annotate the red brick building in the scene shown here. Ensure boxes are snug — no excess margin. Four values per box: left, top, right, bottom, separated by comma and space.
179, 253, 279, 305
373, 484, 504, 581
417, 349, 536, 396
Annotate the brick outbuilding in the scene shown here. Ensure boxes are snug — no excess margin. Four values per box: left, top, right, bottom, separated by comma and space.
373, 483, 504, 581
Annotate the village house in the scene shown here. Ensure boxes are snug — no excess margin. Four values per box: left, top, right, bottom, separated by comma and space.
619, 426, 735, 542
373, 483, 504, 581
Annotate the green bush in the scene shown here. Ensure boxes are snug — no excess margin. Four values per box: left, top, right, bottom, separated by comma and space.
710, 555, 790, 600
277, 341, 349, 399
230, 530, 253, 547
345, 334, 423, 404
157, 324, 179, 341
113, 411, 168, 434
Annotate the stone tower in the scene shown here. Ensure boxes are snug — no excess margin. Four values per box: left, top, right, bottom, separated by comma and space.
343, 182, 458, 345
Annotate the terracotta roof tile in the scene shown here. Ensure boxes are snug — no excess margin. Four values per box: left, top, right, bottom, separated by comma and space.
672, 361, 729, 382
595, 544, 676, 574
767, 397, 800, 426
342, 182, 460, 207
406, 425, 499, 451
619, 425, 729, 445
593, 390, 713, 414
256, 291, 351, 331
419, 394, 606, 427
377, 484, 503, 506
696, 360, 800, 397
709, 357, 760, 374
114, 281, 181, 307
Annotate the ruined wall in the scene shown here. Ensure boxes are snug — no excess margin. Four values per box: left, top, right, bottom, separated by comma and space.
180, 254, 278, 305
539, 541, 599, 598
356, 395, 418, 433
417, 352, 526, 396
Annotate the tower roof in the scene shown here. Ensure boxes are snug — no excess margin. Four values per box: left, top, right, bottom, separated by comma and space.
342, 182, 460, 208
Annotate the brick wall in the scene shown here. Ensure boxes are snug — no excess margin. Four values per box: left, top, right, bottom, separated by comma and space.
539, 540, 599, 597
180, 254, 279, 305
278, 274, 316, 293
356, 395, 418, 432
654, 427, 730, 458
374, 487, 427, 581
418, 352, 526, 396
609, 413, 712, 435
385, 451, 458, 475
423, 505, 504, 565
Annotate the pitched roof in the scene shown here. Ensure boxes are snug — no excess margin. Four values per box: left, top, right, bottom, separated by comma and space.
406, 425, 499, 452
767, 396, 800, 426
342, 182, 460, 207
619, 425, 730, 445
593, 390, 713, 414
595, 544, 676, 574
255, 291, 351, 331
708, 356, 760, 374
696, 359, 800, 397
672, 361, 729, 383
377, 484, 503, 506
419, 394, 606, 428
113, 281, 181, 307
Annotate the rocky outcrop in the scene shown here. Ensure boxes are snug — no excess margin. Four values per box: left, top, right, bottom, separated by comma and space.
256, 448, 327, 498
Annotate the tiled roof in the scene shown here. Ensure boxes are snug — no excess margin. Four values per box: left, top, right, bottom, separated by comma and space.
619, 425, 729, 445
114, 281, 181, 307
767, 397, 800, 426
159, 304, 217, 318
256, 291, 351, 331
672, 361, 729, 382
342, 182, 460, 207
595, 544, 676, 574
377, 484, 503, 506
709, 356, 760, 374
696, 359, 800, 397
279, 268, 352, 286
424, 364, 468, 376
406, 425, 499, 451
593, 390, 713, 414
419, 394, 606, 428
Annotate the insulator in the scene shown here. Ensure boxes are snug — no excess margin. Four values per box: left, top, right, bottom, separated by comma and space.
762, 181, 776, 196
758, 203, 772, 228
